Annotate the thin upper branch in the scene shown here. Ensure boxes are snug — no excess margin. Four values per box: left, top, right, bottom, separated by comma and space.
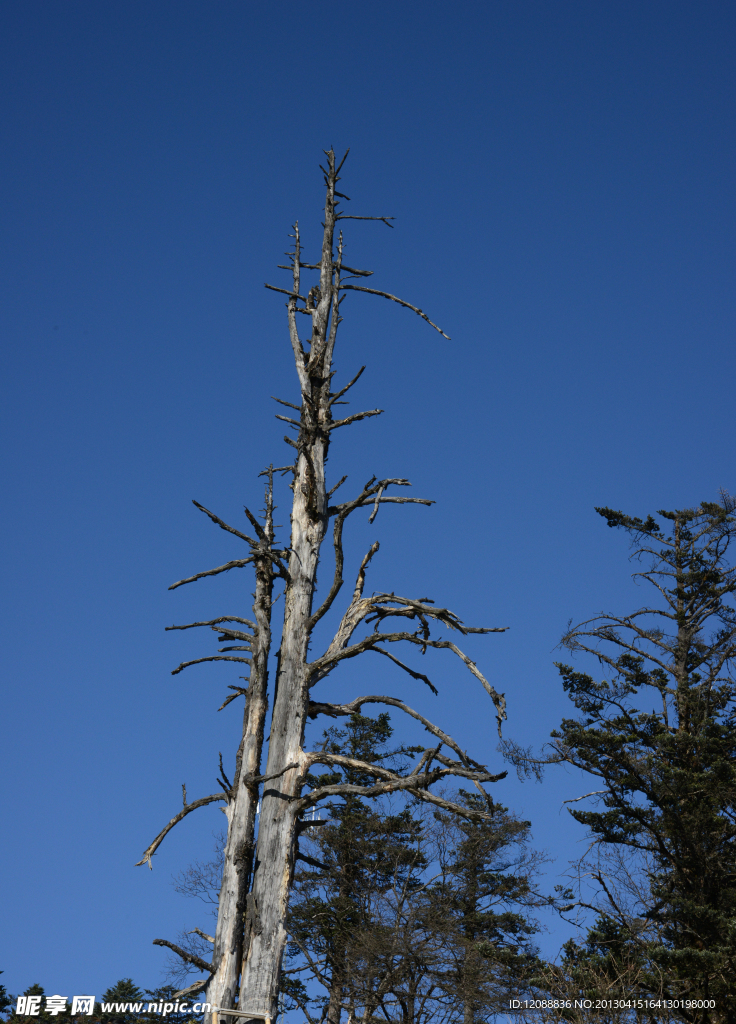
166, 616, 257, 631
309, 478, 432, 630
264, 283, 308, 302
336, 215, 395, 228
135, 793, 227, 868
192, 500, 257, 545
310, 625, 507, 735
171, 980, 208, 1001
171, 655, 252, 676
330, 366, 366, 404
340, 284, 450, 339
328, 409, 384, 431
168, 558, 253, 590
367, 646, 438, 694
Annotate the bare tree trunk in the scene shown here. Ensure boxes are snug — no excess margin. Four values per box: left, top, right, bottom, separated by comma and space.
239, 152, 339, 1018
237, 148, 509, 1015
205, 477, 276, 1022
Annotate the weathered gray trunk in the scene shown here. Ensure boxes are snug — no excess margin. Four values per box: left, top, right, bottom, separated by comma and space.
204, 685, 266, 1018
205, 486, 276, 1023
239, 156, 339, 1016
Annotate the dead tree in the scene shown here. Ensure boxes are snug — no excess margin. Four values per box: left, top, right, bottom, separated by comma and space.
138, 149, 510, 1024
136, 471, 285, 1010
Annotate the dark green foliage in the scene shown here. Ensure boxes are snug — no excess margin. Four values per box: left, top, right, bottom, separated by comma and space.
0, 974, 11, 1019
552, 498, 736, 1022
100, 979, 145, 1024
288, 715, 544, 1024
287, 713, 426, 1022
425, 793, 542, 1023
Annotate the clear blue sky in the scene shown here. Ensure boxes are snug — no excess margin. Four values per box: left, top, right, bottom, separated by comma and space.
1, 0, 734, 1001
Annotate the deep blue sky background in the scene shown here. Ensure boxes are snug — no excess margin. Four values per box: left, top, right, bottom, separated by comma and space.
1, 0, 735, 1002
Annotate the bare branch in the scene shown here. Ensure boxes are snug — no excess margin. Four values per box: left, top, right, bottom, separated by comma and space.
192, 500, 257, 545
166, 616, 257, 631
307, 694, 486, 771
217, 685, 248, 712
310, 479, 432, 630
299, 766, 503, 820
152, 938, 213, 975
135, 793, 226, 868
338, 265, 373, 277
340, 284, 450, 339
309, 619, 507, 735
281, 263, 373, 277
563, 790, 608, 806
286, 222, 309, 392
271, 395, 301, 411
172, 980, 208, 1001
168, 558, 253, 590
211, 625, 255, 643
327, 475, 347, 499
369, 482, 386, 524
328, 408, 383, 431
296, 851, 329, 870
264, 283, 308, 301
172, 655, 252, 676
336, 215, 395, 228
367, 646, 438, 695
242, 762, 300, 786
305, 749, 487, 787
330, 366, 365, 405
190, 927, 215, 943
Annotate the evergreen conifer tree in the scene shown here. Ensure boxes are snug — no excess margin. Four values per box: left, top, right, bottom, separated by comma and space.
286, 713, 426, 1024
100, 979, 145, 1024
551, 497, 736, 1022
425, 794, 542, 1024
288, 718, 544, 1024
0, 974, 11, 1020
